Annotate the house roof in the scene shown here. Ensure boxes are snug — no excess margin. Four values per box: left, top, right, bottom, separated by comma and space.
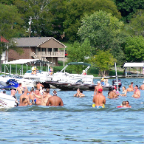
123, 62, 144, 68
14, 37, 66, 48
0, 36, 9, 43
5, 59, 39, 64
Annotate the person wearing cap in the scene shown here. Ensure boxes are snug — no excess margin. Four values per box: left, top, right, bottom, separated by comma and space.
94, 81, 103, 95
140, 81, 144, 90
46, 90, 64, 106
132, 85, 140, 98
93, 88, 106, 108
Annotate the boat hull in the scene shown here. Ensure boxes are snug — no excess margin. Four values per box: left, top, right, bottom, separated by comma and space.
43, 81, 112, 91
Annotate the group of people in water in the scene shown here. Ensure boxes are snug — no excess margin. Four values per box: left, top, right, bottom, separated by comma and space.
7, 82, 63, 107
3, 79, 143, 108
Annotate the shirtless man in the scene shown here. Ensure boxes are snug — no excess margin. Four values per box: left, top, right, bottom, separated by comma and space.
46, 91, 64, 106
16, 83, 24, 94
140, 81, 144, 90
33, 89, 42, 105
108, 88, 119, 99
127, 85, 133, 92
19, 88, 32, 106
41, 91, 49, 106
28, 87, 35, 104
94, 81, 103, 95
93, 88, 106, 108
132, 85, 140, 98
36, 82, 44, 90
19, 98, 29, 106
46, 89, 52, 98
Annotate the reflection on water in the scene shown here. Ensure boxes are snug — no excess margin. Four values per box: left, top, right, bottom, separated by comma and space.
0, 78, 144, 143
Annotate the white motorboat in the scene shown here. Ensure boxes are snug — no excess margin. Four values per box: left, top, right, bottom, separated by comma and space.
0, 93, 17, 108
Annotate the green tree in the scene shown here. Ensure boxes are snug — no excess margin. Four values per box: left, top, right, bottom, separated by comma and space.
125, 10, 144, 37
14, 0, 51, 37
0, 4, 24, 72
90, 50, 116, 76
115, 0, 144, 22
124, 36, 144, 62
78, 10, 125, 61
67, 39, 91, 73
64, 0, 121, 41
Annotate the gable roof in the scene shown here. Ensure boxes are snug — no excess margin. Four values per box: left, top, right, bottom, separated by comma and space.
14, 37, 66, 48
0, 36, 9, 43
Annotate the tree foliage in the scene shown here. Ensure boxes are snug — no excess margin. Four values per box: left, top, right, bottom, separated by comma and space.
125, 10, 144, 37
0, 4, 24, 71
67, 38, 91, 73
90, 50, 116, 76
124, 36, 144, 62
63, 0, 121, 41
115, 0, 144, 22
78, 10, 125, 61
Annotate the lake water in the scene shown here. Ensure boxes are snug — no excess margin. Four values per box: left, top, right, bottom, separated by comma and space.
0, 78, 144, 144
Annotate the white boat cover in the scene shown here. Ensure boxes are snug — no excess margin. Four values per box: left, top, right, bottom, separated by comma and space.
123, 62, 144, 68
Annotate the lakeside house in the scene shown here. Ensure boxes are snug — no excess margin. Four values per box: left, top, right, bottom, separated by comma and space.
8, 37, 66, 66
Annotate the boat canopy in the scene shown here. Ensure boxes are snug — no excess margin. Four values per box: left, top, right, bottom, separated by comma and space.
67, 62, 91, 66
124, 62, 144, 68
61, 62, 91, 72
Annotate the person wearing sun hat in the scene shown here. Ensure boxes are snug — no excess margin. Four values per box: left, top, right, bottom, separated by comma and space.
92, 88, 106, 108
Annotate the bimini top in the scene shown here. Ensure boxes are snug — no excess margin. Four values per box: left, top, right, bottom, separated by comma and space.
61, 62, 91, 72
67, 62, 91, 66
124, 62, 144, 68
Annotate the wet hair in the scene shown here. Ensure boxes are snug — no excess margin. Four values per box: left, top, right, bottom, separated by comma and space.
46, 88, 50, 93
44, 91, 48, 94
131, 82, 133, 84
109, 87, 113, 92
53, 90, 57, 96
126, 101, 129, 104
123, 86, 126, 89
80, 90, 83, 93
135, 85, 138, 88
31, 87, 34, 92
122, 101, 126, 106
22, 98, 27, 103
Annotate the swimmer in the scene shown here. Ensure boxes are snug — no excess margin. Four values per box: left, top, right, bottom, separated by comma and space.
46, 90, 63, 106
19, 98, 29, 106
33, 89, 43, 105
94, 81, 103, 95
16, 83, 24, 94
132, 85, 140, 98
36, 82, 44, 90
28, 87, 35, 104
46, 88, 52, 98
74, 89, 85, 97
19, 87, 32, 106
117, 101, 127, 108
108, 87, 119, 99
127, 82, 134, 92
41, 91, 49, 106
120, 86, 127, 96
93, 88, 106, 108
126, 101, 131, 108
140, 81, 144, 90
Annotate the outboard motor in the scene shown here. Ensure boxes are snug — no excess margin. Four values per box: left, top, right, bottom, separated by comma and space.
112, 79, 122, 91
